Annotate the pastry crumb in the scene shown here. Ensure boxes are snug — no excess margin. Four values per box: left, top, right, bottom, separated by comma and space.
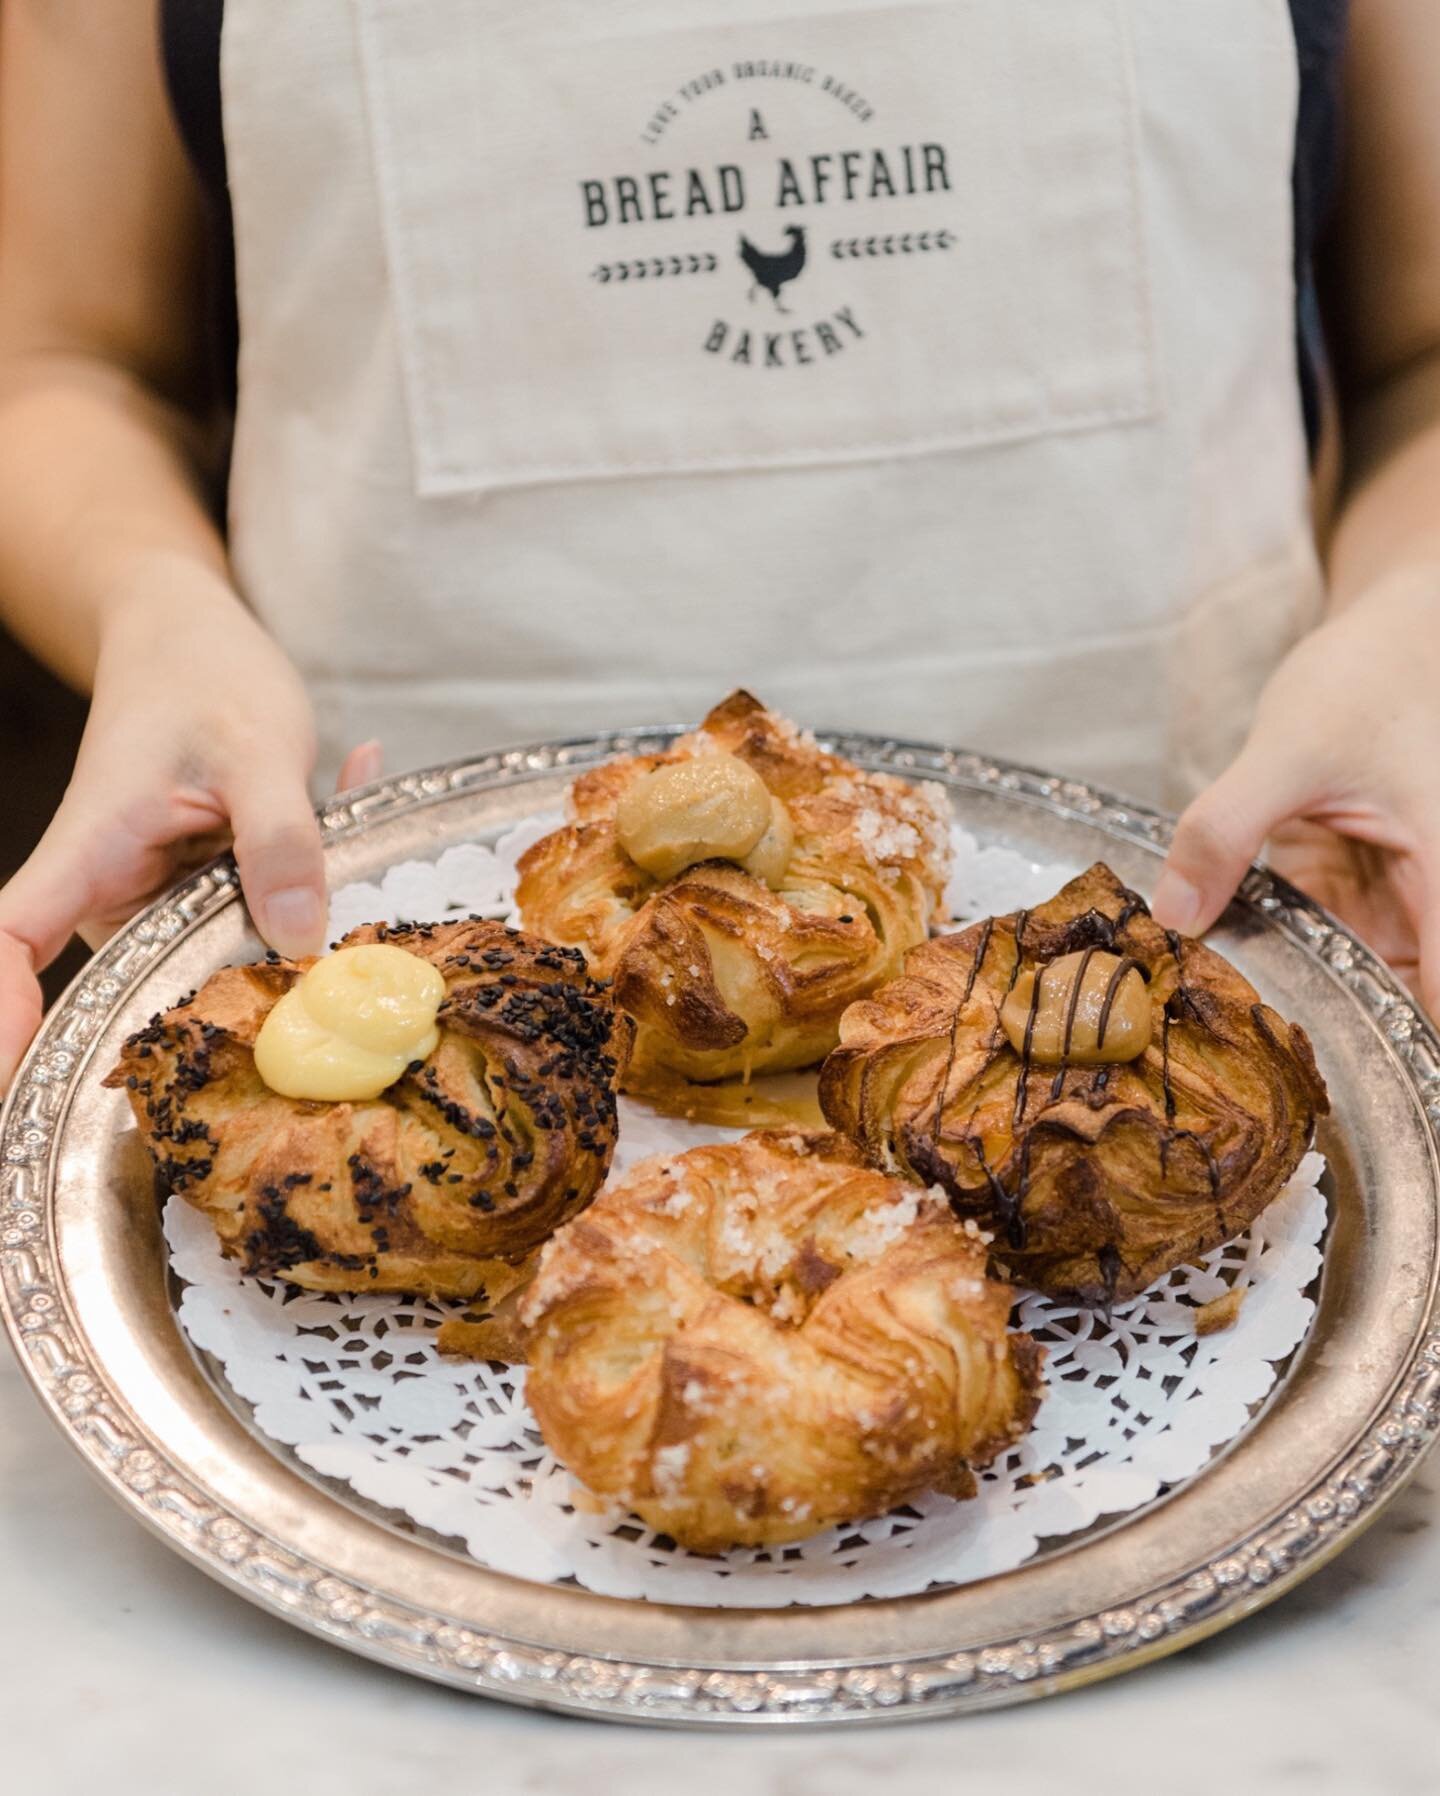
1195, 1287, 1245, 1335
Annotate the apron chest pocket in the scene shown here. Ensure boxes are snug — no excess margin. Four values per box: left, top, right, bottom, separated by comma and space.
357, 0, 1158, 496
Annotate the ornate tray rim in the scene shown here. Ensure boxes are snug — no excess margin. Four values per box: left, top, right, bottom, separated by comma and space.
3, 727, 1438, 1728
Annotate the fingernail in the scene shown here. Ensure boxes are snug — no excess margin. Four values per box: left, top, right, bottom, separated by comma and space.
354, 739, 383, 782
261, 886, 326, 958
1152, 869, 1203, 934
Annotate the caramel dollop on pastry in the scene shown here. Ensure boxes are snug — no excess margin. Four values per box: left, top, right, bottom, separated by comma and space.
516, 691, 951, 1123
999, 949, 1151, 1067
520, 1129, 1043, 1551
820, 863, 1328, 1306
615, 753, 781, 882
105, 921, 633, 1297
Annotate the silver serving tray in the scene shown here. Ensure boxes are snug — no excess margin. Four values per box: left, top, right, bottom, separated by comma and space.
2, 730, 1438, 1727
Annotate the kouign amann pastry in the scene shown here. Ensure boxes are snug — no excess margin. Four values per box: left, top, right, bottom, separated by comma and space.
820, 863, 1328, 1306
516, 690, 951, 1122
107, 920, 632, 1297
520, 1129, 1043, 1551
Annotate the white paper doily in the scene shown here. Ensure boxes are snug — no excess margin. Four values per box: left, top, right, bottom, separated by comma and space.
166, 817, 1328, 1608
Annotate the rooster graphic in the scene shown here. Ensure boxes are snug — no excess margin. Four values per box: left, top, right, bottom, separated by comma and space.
738, 226, 807, 313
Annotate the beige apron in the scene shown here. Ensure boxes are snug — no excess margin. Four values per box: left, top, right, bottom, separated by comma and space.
222, 0, 1321, 806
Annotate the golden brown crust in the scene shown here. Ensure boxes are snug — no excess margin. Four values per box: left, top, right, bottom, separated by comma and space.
820, 863, 1329, 1306
105, 920, 633, 1297
516, 691, 950, 1120
519, 1128, 1043, 1551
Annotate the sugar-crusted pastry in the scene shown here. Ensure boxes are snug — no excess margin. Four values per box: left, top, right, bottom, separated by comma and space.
820, 863, 1328, 1306
516, 691, 951, 1123
106, 920, 633, 1297
519, 1129, 1043, 1551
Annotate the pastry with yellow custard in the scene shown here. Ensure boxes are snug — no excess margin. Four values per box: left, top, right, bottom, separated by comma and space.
254, 942, 447, 1102
106, 919, 633, 1297
516, 690, 951, 1124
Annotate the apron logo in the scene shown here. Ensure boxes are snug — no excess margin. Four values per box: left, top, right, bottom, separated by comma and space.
578, 64, 952, 371
738, 226, 806, 311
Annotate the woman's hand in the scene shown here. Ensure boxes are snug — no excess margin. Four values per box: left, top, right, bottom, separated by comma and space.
0, 565, 379, 1090
1154, 568, 1440, 1014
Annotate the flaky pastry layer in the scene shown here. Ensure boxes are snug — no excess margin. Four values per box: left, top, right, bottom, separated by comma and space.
520, 1128, 1042, 1550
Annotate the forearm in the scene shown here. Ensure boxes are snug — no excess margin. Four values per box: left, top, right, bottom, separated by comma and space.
1327, 348, 1440, 611
0, 345, 240, 690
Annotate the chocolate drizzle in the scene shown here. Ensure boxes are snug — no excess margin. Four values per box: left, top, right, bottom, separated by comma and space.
1047, 945, 1099, 1101
1161, 1127, 1222, 1200
1095, 956, 1144, 1051
1113, 892, 1149, 936
929, 917, 993, 1150
1005, 911, 1029, 995
1015, 959, 1046, 1127
975, 1137, 1026, 1250
1153, 932, 1226, 1203
961, 916, 995, 1011
1160, 931, 1186, 1125
1057, 907, 1119, 956
1021, 896, 1216, 1272
1011, 909, 1206, 1222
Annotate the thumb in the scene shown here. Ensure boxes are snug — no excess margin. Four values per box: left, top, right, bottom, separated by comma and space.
1153, 744, 1313, 937
0, 808, 100, 978
0, 811, 98, 1089
224, 759, 328, 959
0, 929, 45, 1093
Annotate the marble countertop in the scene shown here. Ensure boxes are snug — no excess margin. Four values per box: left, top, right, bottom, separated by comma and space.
1, 1356, 1435, 1796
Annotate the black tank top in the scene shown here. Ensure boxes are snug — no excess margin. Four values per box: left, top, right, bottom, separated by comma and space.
160, 0, 1348, 451
161, 0, 235, 409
